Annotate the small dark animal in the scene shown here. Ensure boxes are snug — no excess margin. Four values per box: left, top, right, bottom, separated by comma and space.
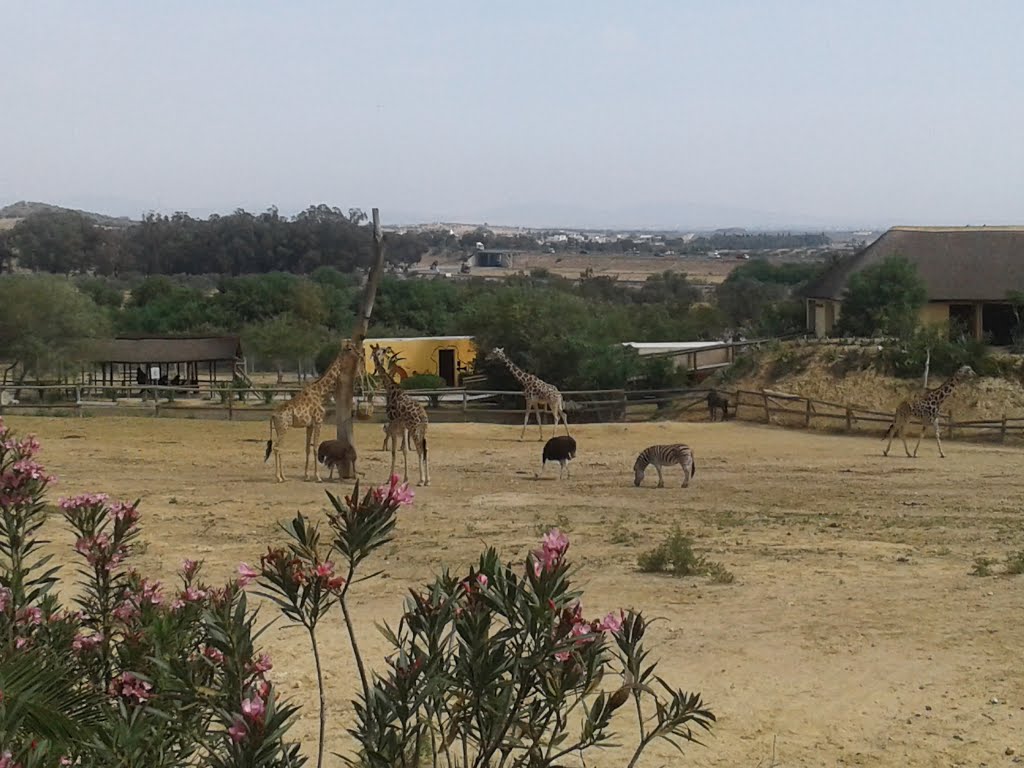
542, 435, 577, 479
316, 439, 358, 481
707, 390, 730, 422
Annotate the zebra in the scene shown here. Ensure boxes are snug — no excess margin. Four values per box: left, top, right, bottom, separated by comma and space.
633, 444, 696, 488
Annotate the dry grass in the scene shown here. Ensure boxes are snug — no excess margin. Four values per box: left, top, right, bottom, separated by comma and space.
8, 414, 1024, 767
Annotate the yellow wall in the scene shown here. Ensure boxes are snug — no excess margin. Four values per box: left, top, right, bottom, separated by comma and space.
363, 337, 478, 386
919, 303, 950, 327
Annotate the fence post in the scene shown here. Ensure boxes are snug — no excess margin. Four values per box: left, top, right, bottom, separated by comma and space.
805, 397, 812, 428
762, 392, 770, 423
75, 386, 83, 418
621, 390, 628, 422
228, 391, 234, 421
845, 407, 852, 432
462, 390, 468, 421
1001, 414, 1007, 443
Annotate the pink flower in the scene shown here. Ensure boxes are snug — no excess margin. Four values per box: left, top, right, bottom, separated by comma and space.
475, 573, 488, 588
181, 558, 199, 577
251, 653, 273, 674
237, 562, 259, 587
598, 610, 624, 633
71, 632, 103, 655
315, 561, 335, 579
372, 474, 415, 506
181, 587, 207, 603
169, 598, 185, 612
531, 528, 570, 575
228, 717, 248, 743
109, 672, 152, 704
554, 650, 570, 662
15, 637, 29, 650
110, 501, 140, 525
59, 492, 110, 513
0, 750, 16, 768
203, 646, 225, 664
16, 606, 42, 626
257, 679, 271, 699
241, 694, 266, 721
542, 528, 569, 556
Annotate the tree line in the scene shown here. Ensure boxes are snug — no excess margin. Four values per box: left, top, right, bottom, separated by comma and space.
0, 205, 440, 276
0, 260, 823, 389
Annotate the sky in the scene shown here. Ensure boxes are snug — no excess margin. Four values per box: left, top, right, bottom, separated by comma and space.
1, 1, 1022, 230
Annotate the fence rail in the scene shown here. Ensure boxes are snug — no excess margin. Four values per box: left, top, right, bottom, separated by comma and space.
2, 382, 1023, 445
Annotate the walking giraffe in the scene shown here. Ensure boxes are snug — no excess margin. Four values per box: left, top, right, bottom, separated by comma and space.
883, 364, 976, 458
264, 339, 360, 482
489, 347, 569, 441
371, 344, 430, 486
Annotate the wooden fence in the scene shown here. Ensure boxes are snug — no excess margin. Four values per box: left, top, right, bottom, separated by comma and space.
3, 383, 1024, 445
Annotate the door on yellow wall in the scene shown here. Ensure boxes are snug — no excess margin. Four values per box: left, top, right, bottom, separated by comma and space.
438, 349, 456, 386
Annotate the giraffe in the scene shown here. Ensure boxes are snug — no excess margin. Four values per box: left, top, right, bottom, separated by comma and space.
488, 347, 569, 441
263, 339, 358, 483
371, 344, 430, 486
883, 364, 976, 459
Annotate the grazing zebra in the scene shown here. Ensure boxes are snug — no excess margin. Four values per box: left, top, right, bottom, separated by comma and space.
633, 444, 696, 488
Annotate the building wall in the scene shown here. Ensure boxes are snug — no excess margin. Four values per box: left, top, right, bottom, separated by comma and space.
919, 302, 950, 327
363, 337, 478, 385
806, 299, 987, 340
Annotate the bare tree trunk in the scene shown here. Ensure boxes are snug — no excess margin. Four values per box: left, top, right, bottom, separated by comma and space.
922, 347, 930, 389
334, 208, 386, 478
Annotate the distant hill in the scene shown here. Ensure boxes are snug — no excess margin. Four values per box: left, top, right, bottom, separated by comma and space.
0, 200, 137, 228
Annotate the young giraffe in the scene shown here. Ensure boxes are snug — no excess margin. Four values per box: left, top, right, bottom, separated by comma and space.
264, 340, 359, 483
371, 344, 430, 486
489, 347, 570, 441
883, 364, 976, 458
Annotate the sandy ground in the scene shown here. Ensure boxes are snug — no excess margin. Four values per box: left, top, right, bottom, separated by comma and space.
6, 414, 1024, 767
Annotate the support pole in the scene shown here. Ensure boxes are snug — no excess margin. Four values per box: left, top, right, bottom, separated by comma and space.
334, 208, 387, 478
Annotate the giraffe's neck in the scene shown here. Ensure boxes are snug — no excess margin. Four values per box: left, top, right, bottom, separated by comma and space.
500, 357, 531, 387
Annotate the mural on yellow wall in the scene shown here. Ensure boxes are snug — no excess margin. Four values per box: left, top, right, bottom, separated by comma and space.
362, 336, 478, 387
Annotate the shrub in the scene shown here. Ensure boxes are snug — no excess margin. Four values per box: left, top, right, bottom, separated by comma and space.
0, 418, 304, 766
399, 373, 446, 390
882, 325, 992, 379
638, 527, 734, 582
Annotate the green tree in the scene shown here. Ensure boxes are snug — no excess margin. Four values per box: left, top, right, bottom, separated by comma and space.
0, 275, 110, 383
836, 255, 927, 337
243, 314, 327, 382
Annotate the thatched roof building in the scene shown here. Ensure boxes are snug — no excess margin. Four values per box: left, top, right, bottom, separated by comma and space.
87, 335, 244, 388
803, 226, 1024, 343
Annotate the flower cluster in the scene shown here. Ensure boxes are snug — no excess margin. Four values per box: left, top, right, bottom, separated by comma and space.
531, 527, 570, 576
255, 549, 346, 594
228, 690, 268, 743
0, 426, 55, 507
74, 533, 126, 572
108, 671, 153, 705
371, 473, 416, 506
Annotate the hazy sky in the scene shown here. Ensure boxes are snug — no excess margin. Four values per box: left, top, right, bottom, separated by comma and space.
1, 1, 1022, 229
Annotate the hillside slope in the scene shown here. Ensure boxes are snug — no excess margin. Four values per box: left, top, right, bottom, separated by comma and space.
0, 200, 136, 228
723, 343, 1024, 422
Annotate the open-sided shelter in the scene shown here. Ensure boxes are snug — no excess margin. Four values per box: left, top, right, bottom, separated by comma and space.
85, 335, 245, 389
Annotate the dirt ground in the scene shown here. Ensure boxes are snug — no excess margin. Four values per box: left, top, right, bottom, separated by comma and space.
7, 414, 1024, 767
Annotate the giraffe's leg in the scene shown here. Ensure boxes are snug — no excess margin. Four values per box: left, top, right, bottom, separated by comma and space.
389, 435, 398, 480
560, 406, 570, 436
883, 421, 895, 456
535, 404, 545, 441
272, 422, 286, 483
520, 402, 532, 440
655, 465, 665, 488
912, 419, 926, 457
417, 429, 429, 486
401, 432, 410, 483
310, 424, 323, 481
933, 416, 945, 458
